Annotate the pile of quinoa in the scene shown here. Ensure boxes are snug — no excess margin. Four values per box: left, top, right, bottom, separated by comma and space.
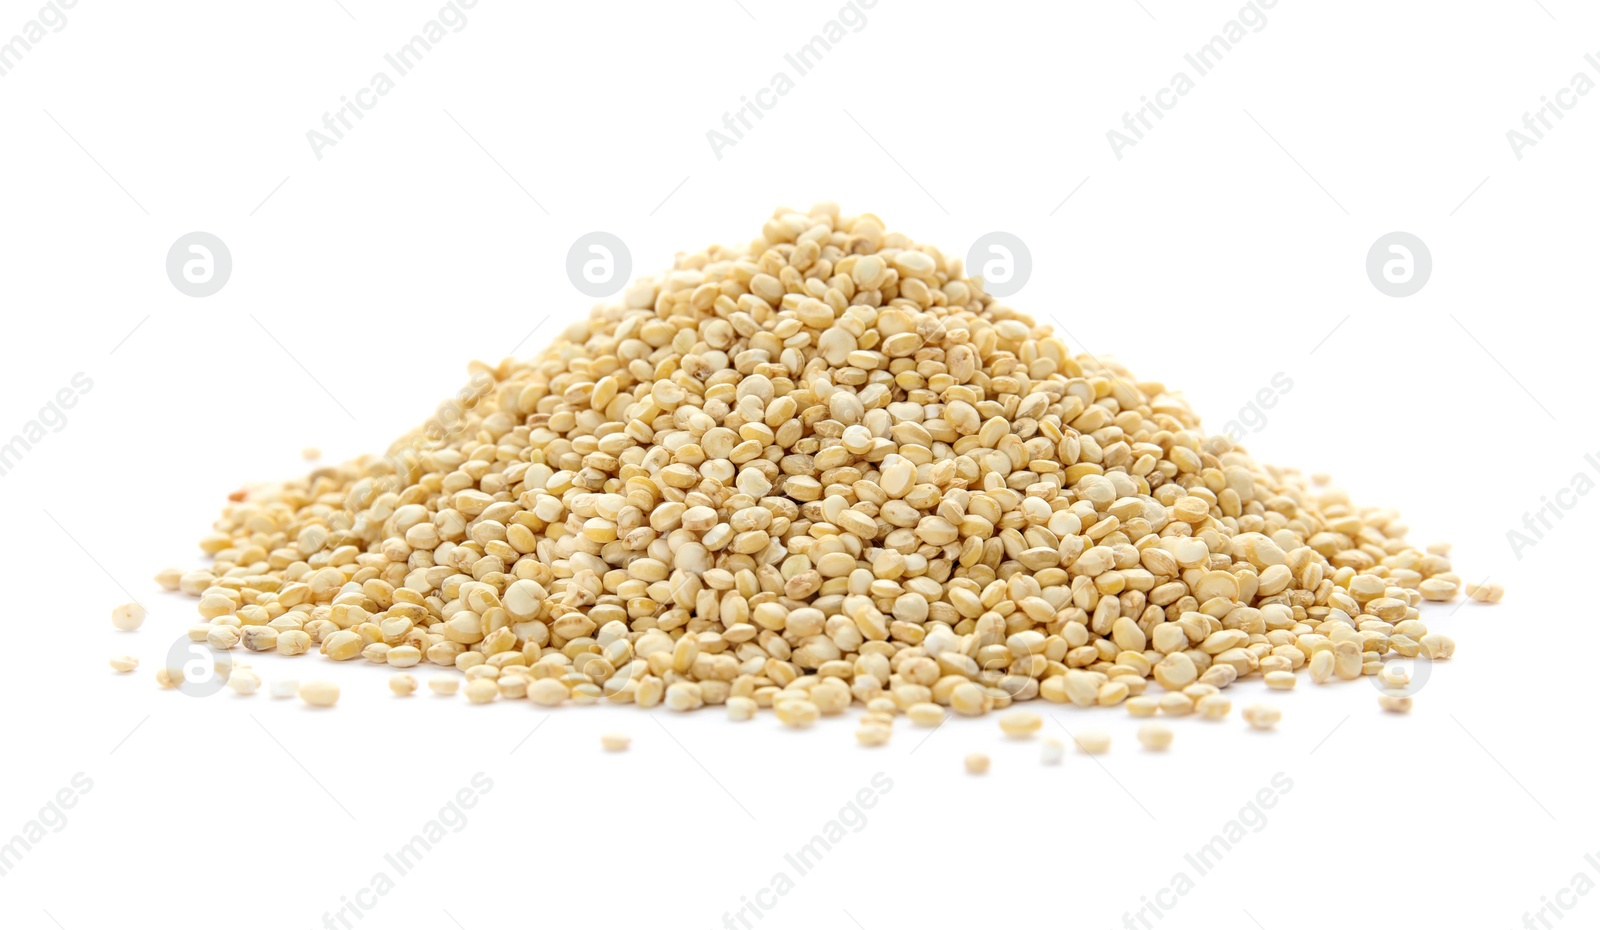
155, 204, 1496, 723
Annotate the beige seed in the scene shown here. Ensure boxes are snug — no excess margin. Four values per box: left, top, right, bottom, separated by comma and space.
1152, 652, 1198, 690
775, 699, 820, 728
1242, 704, 1281, 731
855, 725, 891, 747
1073, 731, 1112, 754
320, 630, 362, 661
240, 626, 279, 652
227, 669, 262, 696
907, 703, 945, 727
601, 733, 631, 752
1264, 671, 1297, 691
999, 711, 1043, 738
1419, 633, 1456, 660
1379, 665, 1411, 690
1309, 650, 1335, 684
665, 681, 705, 712
299, 681, 340, 708
726, 696, 758, 722
111, 603, 146, 631
964, 752, 991, 775
950, 682, 988, 716
109, 655, 138, 674
206, 626, 240, 651
1158, 692, 1195, 717
1137, 723, 1174, 751
465, 678, 498, 705
1465, 581, 1505, 604
1379, 693, 1414, 714
429, 677, 461, 697
389, 674, 418, 696
1125, 695, 1160, 718
276, 630, 312, 657
527, 678, 568, 706
1196, 693, 1232, 720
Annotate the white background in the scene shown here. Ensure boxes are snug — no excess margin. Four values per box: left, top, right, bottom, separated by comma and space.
0, 1, 1593, 928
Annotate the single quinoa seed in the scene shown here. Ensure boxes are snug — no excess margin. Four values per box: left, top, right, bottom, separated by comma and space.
299, 681, 339, 708
162, 204, 1489, 736
1137, 723, 1174, 751
1379, 693, 1414, 714
111, 603, 146, 631
1243, 705, 1282, 731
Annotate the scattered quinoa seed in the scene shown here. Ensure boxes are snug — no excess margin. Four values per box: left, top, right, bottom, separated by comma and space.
999, 711, 1042, 738
1379, 693, 1414, 714
1466, 581, 1505, 604
965, 752, 990, 775
1073, 731, 1112, 755
111, 603, 146, 631
601, 733, 631, 752
109, 656, 138, 674
299, 681, 339, 708
1243, 705, 1282, 731
1138, 723, 1174, 751
1196, 693, 1232, 720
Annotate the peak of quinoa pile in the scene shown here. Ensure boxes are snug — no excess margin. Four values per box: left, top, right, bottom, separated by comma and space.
168, 204, 1479, 717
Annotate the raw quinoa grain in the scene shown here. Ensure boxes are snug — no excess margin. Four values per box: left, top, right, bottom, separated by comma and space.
159, 204, 1489, 745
